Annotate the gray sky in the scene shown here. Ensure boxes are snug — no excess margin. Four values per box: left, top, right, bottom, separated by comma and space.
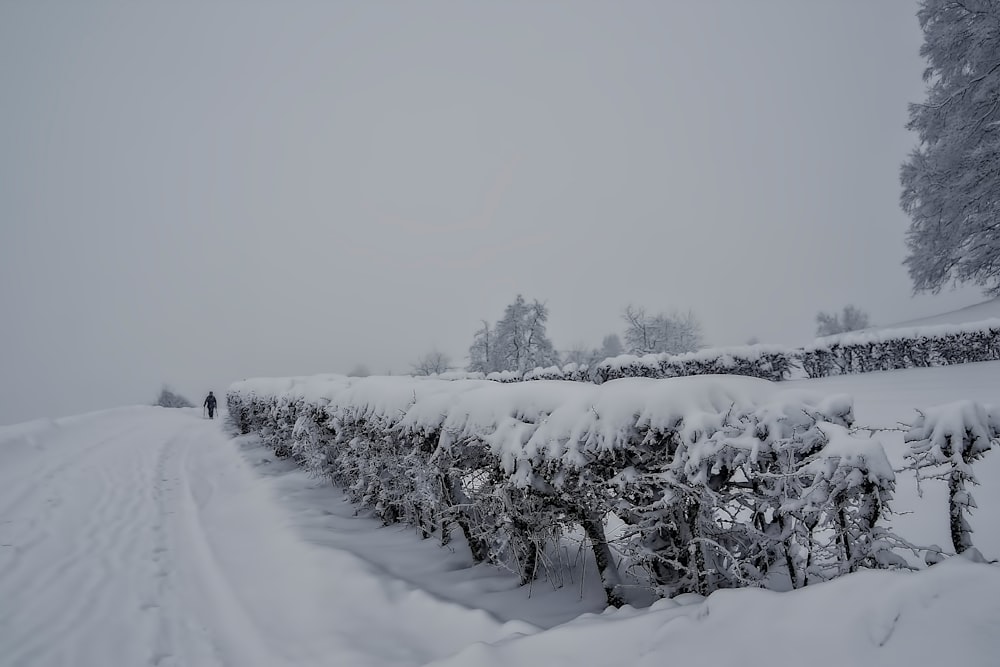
0, 1, 985, 425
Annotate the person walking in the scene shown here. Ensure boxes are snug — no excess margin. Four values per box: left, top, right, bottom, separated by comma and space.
203, 391, 218, 419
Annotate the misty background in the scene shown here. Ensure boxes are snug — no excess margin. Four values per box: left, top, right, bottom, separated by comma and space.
0, 1, 984, 426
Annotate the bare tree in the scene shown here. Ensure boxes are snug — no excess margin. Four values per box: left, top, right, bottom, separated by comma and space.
622, 305, 656, 356
468, 320, 497, 373
622, 305, 703, 355
412, 349, 451, 376
816, 305, 871, 337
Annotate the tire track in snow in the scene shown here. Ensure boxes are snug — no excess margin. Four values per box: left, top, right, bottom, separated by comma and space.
0, 416, 191, 666
155, 431, 294, 667
0, 421, 150, 595
157, 429, 398, 666
0, 422, 147, 519
2, 435, 150, 664
145, 429, 225, 667
0, 448, 124, 627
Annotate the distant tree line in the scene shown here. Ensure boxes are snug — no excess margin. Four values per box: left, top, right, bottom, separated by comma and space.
458, 295, 706, 375
403, 296, 877, 377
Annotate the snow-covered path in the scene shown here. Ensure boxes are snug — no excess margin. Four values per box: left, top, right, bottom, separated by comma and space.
0, 408, 515, 667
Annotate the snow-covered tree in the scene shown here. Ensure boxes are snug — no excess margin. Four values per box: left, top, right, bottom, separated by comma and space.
468, 320, 498, 374
904, 401, 1000, 554
154, 385, 193, 408
622, 305, 655, 355
622, 305, 703, 355
411, 349, 451, 376
815, 305, 870, 337
900, 0, 1000, 295
470, 296, 560, 373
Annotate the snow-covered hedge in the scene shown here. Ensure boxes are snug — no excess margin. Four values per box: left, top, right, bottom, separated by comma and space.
544, 319, 1000, 384
408, 320, 1000, 389
801, 319, 1000, 377
228, 373, 899, 605
594, 345, 797, 383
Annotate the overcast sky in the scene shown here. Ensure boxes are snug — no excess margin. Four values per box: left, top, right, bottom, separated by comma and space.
0, 1, 986, 425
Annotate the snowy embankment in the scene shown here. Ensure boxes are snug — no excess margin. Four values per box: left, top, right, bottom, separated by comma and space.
426, 558, 1000, 667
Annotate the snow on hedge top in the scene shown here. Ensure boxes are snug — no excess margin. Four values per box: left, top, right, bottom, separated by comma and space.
597, 344, 793, 373
805, 422, 896, 489
906, 400, 1000, 461
808, 318, 1000, 349
230, 374, 854, 469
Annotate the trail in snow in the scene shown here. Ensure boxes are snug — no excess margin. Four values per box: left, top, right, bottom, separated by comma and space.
0, 407, 520, 667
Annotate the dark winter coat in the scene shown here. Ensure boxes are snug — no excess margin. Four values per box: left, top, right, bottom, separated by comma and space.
204, 394, 217, 409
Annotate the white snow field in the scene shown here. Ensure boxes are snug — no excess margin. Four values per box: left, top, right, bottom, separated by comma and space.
2, 363, 1000, 666
885, 296, 1000, 329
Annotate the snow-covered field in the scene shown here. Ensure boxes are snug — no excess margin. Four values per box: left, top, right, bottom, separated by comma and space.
882, 296, 1000, 329
2, 363, 999, 666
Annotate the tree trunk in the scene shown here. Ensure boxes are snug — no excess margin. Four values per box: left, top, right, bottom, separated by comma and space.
442, 474, 490, 562
949, 469, 974, 554
579, 512, 625, 608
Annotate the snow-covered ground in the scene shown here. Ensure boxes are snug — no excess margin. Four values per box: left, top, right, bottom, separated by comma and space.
0, 408, 526, 667
882, 296, 1000, 329
2, 363, 999, 666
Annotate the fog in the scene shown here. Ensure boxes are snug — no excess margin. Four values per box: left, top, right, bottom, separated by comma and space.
0, 1, 982, 425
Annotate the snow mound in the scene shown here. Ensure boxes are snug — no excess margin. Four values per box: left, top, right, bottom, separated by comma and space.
426, 558, 1000, 667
